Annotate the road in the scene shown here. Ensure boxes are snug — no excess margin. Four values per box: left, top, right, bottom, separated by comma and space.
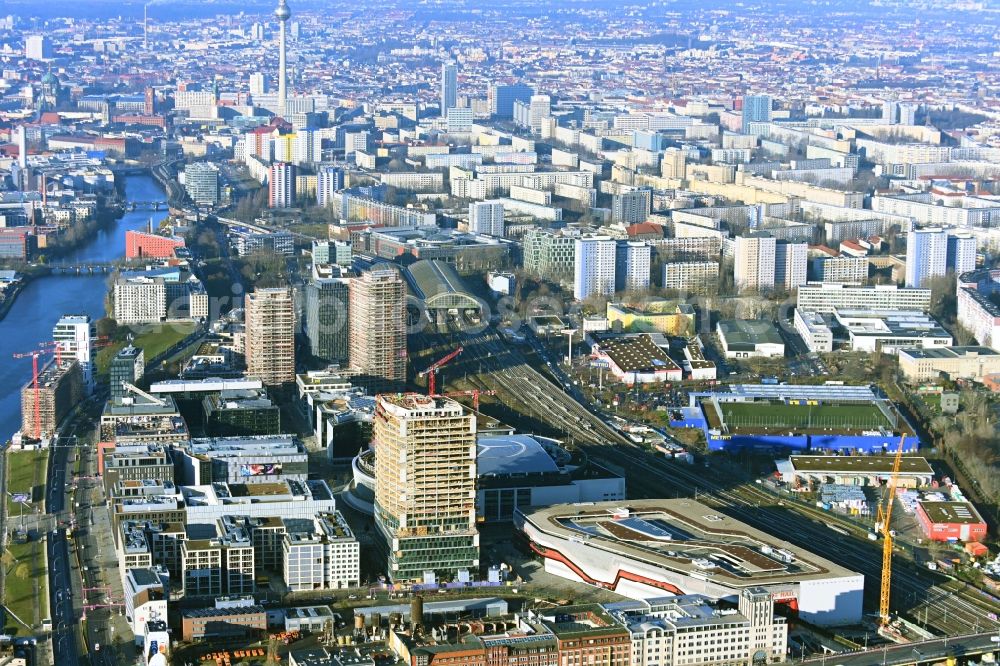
46, 433, 78, 666
417, 325, 1000, 639
44, 396, 126, 666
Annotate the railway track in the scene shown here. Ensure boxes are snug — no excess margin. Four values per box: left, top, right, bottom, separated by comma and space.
409, 327, 1000, 637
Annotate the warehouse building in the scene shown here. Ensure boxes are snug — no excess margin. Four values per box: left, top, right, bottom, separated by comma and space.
794, 309, 953, 355
777, 456, 933, 489
916, 501, 987, 543
716, 320, 784, 359
590, 334, 683, 384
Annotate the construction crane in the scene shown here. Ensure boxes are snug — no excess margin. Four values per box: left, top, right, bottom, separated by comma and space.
418, 347, 463, 395
876, 435, 907, 627
443, 389, 496, 412
42, 335, 111, 365
121, 381, 166, 407
12, 346, 53, 440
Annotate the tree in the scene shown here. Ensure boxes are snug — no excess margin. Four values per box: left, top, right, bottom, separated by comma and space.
926, 273, 958, 326
233, 188, 268, 222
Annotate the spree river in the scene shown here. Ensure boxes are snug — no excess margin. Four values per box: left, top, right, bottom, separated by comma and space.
0, 174, 166, 440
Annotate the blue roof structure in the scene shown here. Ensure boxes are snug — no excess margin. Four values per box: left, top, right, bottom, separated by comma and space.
476, 435, 560, 477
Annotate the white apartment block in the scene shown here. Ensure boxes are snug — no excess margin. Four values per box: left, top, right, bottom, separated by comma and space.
114, 276, 167, 324
856, 140, 951, 166
468, 201, 505, 236
53, 314, 96, 392
316, 166, 344, 208
574, 236, 617, 300
873, 194, 1000, 229
615, 241, 652, 293
662, 261, 720, 293
734, 235, 805, 292
957, 287, 1000, 351
734, 235, 776, 292
774, 241, 807, 291
380, 172, 445, 192
811, 256, 869, 284
797, 283, 932, 313
948, 233, 976, 274
905, 227, 948, 288
652, 236, 723, 259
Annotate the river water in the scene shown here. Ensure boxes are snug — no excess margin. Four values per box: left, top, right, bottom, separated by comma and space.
0, 174, 166, 440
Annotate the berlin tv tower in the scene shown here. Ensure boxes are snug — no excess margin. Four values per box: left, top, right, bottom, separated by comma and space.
275, 0, 291, 116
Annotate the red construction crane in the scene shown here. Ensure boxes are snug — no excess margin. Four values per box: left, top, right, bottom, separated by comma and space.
46, 335, 112, 365
442, 389, 496, 412
418, 346, 464, 395
12, 347, 52, 440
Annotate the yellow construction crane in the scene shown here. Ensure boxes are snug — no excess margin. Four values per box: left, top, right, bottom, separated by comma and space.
877, 436, 907, 626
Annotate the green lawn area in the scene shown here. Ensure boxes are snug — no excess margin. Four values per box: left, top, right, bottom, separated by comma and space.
3, 450, 49, 634
95, 321, 198, 376
2, 539, 47, 633
132, 321, 198, 361
719, 402, 891, 433
288, 222, 329, 239
5, 449, 48, 513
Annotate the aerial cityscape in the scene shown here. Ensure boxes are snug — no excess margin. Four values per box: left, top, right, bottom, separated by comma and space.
0, 0, 999, 665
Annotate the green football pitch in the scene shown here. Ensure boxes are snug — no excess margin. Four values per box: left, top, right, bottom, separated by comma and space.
718, 401, 891, 431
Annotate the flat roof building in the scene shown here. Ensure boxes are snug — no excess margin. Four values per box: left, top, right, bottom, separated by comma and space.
590, 334, 683, 384
282, 511, 360, 590
916, 501, 987, 543
797, 283, 931, 313
181, 479, 336, 522
605, 592, 787, 666
778, 456, 933, 488
898, 346, 1000, 383
174, 435, 308, 486
716, 320, 784, 359
516, 499, 864, 626
606, 301, 696, 336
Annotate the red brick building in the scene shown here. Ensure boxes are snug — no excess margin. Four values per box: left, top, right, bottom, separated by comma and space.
181, 605, 266, 641
126, 230, 185, 259
540, 605, 631, 666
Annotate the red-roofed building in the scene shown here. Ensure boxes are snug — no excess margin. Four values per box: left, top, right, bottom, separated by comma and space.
808, 244, 839, 257
625, 222, 664, 241
112, 114, 166, 129
838, 240, 868, 257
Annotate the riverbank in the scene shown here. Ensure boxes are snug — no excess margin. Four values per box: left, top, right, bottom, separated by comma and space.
0, 174, 169, 439
0, 277, 25, 322
0, 188, 142, 321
